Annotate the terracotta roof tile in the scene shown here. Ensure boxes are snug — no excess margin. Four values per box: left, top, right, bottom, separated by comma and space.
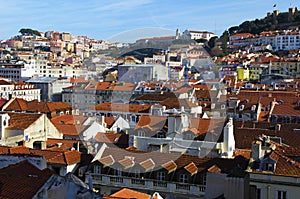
119, 157, 135, 169
97, 147, 249, 175
109, 188, 151, 199
51, 114, 88, 125
139, 158, 155, 171
4, 112, 42, 130
53, 123, 84, 136
4, 98, 72, 113
162, 160, 177, 173
105, 116, 116, 128
135, 92, 177, 102
99, 155, 115, 167
0, 160, 53, 199
92, 102, 151, 113
46, 138, 82, 151
207, 165, 221, 173
184, 162, 198, 175
0, 146, 81, 165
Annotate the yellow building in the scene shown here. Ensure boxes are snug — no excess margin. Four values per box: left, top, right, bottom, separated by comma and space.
271, 61, 300, 78
237, 67, 250, 81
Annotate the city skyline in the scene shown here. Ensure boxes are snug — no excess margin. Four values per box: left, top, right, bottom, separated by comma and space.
0, 0, 299, 42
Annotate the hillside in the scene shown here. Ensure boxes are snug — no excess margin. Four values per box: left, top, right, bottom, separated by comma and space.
228, 8, 300, 35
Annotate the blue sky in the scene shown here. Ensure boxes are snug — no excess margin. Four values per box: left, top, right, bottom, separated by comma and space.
0, 0, 298, 42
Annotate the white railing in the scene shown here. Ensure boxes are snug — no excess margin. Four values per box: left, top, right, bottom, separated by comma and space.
91, 173, 205, 196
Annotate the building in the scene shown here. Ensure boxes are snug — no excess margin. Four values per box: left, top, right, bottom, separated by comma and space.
0, 112, 62, 148
118, 64, 169, 82
85, 144, 248, 198
133, 115, 235, 158
0, 160, 97, 199
182, 30, 217, 41
62, 81, 136, 110
0, 79, 40, 101
26, 77, 72, 102
0, 60, 35, 82
2, 98, 73, 118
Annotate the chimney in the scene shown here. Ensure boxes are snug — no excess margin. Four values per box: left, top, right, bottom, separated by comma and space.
222, 118, 235, 158
181, 106, 185, 113
0, 113, 10, 140
251, 141, 264, 161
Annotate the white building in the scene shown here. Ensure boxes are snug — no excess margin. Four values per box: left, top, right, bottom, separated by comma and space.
0, 79, 40, 101
182, 30, 218, 41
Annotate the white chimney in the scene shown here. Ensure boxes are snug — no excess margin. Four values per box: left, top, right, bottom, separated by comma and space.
222, 118, 235, 158
0, 113, 10, 139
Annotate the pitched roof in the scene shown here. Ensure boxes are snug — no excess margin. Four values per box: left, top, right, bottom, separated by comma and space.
184, 162, 198, 175
96, 147, 249, 175
52, 123, 85, 136
139, 158, 155, 171
162, 160, 177, 173
46, 138, 82, 151
51, 114, 88, 125
135, 92, 177, 102
0, 160, 53, 199
4, 98, 72, 113
0, 146, 81, 165
119, 157, 135, 169
4, 112, 42, 130
99, 155, 115, 167
135, 115, 168, 135
92, 102, 151, 113
94, 133, 128, 147
233, 121, 300, 149
108, 188, 151, 199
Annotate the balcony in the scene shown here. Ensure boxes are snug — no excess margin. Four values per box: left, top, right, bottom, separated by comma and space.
90, 173, 205, 197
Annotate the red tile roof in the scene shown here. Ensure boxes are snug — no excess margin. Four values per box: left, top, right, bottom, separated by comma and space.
207, 165, 221, 173
0, 146, 81, 165
184, 162, 198, 175
162, 160, 177, 173
46, 138, 82, 151
0, 160, 53, 199
108, 188, 151, 199
4, 98, 72, 113
4, 112, 42, 130
119, 157, 135, 169
52, 123, 85, 136
99, 155, 115, 167
139, 158, 155, 171
92, 102, 151, 113
96, 147, 249, 175
51, 114, 88, 125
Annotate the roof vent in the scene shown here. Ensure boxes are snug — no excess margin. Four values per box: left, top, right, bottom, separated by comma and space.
56, 143, 63, 147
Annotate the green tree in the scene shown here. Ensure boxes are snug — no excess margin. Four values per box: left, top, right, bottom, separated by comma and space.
208, 36, 218, 48
19, 28, 41, 36
220, 30, 229, 55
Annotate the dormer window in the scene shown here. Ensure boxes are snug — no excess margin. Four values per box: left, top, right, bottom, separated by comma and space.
251, 105, 256, 112
239, 105, 244, 111
265, 163, 274, 172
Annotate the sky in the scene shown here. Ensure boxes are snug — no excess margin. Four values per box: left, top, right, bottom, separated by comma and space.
0, 0, 299, 43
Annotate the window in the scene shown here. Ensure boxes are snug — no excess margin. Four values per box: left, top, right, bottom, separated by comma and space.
221, 104, 226, 110
134, 170, 140, 178
276, 190, 287, 199
202, 174, 206, 185
179, 173, 188, 183
93, 165, 101, 174
114, 168, 122, 176
265, 163, 274, 172
157, 172, 166, 181
256, 188, 261, 199
138, 131, 145, 137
